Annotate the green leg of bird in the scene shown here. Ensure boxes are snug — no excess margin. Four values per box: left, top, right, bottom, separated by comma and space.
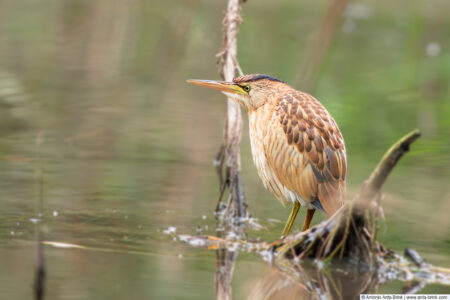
281, 201, 301, 238
302, 209, 316, 231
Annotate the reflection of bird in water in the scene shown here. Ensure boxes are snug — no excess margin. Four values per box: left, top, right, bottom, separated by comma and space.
247, 265, 376, 299
188, 74, 346, 237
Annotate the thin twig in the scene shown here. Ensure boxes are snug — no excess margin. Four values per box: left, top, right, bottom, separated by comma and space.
215, 0, 246, 221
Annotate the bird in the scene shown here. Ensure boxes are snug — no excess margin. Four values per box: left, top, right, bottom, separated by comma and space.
187, 74, 346, 237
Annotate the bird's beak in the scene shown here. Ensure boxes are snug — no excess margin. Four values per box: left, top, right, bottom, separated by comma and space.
186, 79, 246, 94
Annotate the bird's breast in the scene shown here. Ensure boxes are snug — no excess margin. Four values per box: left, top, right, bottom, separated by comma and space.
248, 108, 311, 207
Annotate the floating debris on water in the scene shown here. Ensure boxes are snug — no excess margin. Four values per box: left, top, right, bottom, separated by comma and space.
405, 248, 425, 267
178, 235, 207, 247
226, 231, 238, 240
260, 249, 274, 264
163, 226, 177, 235
267, 218, 281, 223
177, 233, 270, 253
246, 217, 265, 231
43, 241, 84, 249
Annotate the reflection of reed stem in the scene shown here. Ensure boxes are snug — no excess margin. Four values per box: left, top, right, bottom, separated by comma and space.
33, 131, 45, 300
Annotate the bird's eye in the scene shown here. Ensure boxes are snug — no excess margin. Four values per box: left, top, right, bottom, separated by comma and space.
243, 85, 251, 93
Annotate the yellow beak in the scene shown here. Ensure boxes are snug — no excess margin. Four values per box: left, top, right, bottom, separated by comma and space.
186, 79, 246, 94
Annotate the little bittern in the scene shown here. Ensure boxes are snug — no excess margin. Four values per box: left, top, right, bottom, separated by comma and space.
187, 74, 346, 237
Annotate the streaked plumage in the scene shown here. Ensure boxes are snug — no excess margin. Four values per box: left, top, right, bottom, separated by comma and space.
187, 74, 346, 236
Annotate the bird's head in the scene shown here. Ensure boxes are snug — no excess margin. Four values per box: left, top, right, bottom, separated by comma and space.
187, 74, 287, 111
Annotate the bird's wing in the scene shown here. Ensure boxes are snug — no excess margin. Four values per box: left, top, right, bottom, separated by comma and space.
264, 91, 346, 215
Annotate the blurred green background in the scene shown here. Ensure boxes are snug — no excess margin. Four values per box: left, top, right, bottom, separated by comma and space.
0, 0, 449, 298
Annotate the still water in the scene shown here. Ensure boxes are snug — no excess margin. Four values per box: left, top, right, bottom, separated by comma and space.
0, 0, 449, 299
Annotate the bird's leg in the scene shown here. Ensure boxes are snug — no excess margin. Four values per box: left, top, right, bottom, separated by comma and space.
302, 209, 316, 231
281, 201, 300, 238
